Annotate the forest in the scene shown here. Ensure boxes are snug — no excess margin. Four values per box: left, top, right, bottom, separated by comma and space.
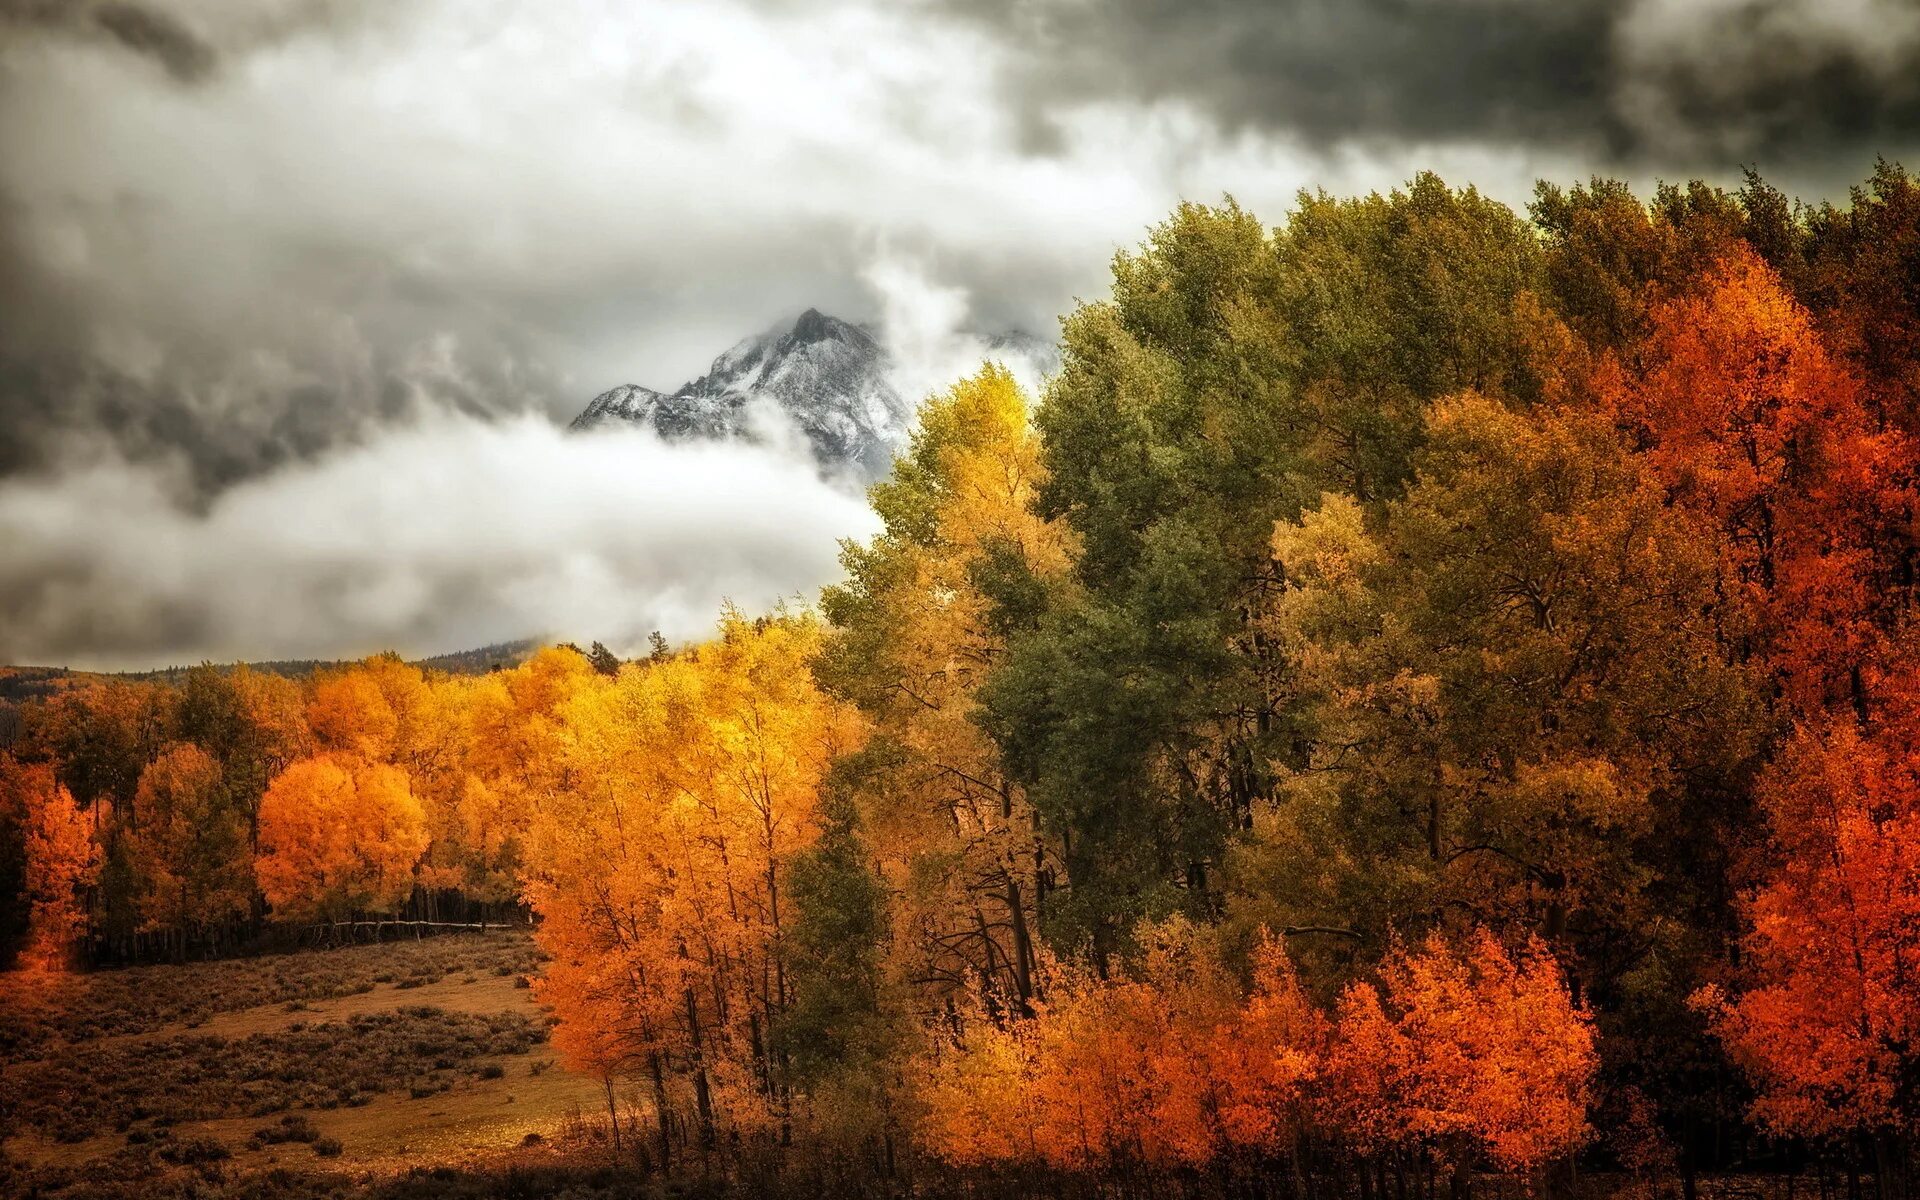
4, 163, 1920, 1200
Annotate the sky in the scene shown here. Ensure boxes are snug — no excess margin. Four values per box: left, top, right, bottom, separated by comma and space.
3, 0, 1918, 669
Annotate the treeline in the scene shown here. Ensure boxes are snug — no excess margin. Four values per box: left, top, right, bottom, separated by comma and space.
0, 646, 624, 965
7, 161, 1920, 1197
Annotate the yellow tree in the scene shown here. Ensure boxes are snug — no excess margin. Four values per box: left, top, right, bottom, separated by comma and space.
526, 612, 863, 1157
449, 646, 595, 903
819, 363, 1069, 1016
256, 753, 428, 923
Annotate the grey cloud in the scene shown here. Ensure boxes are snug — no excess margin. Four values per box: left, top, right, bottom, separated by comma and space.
2, 0, 216, 82
0, 413, 878, 670
6, 0, 1914, 671
90, 2, 217, 82
949, 0, 1920, 170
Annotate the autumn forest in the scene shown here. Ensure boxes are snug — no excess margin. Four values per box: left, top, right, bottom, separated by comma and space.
6, 164, 1920, 1200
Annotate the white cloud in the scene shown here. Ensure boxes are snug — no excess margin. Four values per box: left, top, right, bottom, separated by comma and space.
0, 413, 878, 670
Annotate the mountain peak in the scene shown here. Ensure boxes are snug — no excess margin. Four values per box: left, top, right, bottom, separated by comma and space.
788, 307, 871, 349
570, 309, 908, 481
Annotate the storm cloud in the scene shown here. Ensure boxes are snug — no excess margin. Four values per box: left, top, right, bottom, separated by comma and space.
0, 0, 1914, 666
951, 0, 1920, 170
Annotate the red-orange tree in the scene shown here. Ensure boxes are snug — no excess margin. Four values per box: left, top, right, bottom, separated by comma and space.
1600, 246, 1916, 715
1326, 930, 1597, 1187
6, 757, 101, 970
1697, 704, 1920, 1161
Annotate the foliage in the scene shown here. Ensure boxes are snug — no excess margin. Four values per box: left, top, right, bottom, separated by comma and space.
9, 162, 1920, 1194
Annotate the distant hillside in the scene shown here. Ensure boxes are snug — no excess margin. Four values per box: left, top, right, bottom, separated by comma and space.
2, 639, 546, 696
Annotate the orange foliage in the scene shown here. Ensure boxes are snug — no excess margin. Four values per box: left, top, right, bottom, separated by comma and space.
1209, 936, 1330, 1155
1697, 708, 1920, 1141
1327, 930, 1596, 1173
920, 926, 1332, 1173
524, 613, 863, 1144
255, 753, 427, 922
8, 758, 101, 970
1600, 247, 1916, 713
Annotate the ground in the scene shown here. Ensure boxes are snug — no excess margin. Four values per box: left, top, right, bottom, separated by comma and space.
0, 937, 1823, 1199
0, 931, 612, 1192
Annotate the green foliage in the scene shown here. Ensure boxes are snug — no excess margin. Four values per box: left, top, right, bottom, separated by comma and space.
985, 176, 1554, 961
777, 780, 893, 1089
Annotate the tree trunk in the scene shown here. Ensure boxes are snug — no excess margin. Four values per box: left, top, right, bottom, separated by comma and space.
649, 1053, 673, 1174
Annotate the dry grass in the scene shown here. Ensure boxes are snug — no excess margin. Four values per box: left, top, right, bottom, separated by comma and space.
0, 928, 625, 1200
2, 1006, 546, 1143
0, 930, 543, 1061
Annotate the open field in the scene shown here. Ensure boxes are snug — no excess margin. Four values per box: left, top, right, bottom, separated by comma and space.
0, 931, 613, 1196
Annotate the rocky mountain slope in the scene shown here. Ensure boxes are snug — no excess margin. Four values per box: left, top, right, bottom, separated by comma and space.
571, 309, 911, 480
570, 310, 1057, 480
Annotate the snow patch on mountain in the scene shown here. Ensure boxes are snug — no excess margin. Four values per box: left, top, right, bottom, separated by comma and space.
570, 309, 1056, 481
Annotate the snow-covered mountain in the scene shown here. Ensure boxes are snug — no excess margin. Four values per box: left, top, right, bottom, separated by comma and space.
571, 309, 910, 480
570, 309, 1058, 481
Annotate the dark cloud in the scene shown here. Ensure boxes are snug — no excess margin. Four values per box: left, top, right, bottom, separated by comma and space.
90, 2, 217, 82
0, 202, 572, 494
951, 0, 1920, 168
2, 0, 217, 82
0, 0, 1914, 667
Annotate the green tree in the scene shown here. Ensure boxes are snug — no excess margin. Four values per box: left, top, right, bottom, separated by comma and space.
777, 774, 907, 1152
984, 177, 1552, 963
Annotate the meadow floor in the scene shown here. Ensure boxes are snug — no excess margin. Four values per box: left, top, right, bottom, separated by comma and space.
0, 931, 610, 1192
0, 937, 1831, 1199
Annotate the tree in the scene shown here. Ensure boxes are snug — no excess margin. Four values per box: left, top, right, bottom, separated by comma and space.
777, 783, 905, 1150
984, 178, 1555, 963
1243, 394, 1761, 987
1599, 246, 1915, 717
1697, 707, 1920, 1188
255, 754, 427, 923
178, 665, 312, 850
525, 612, 864, 1154
918, 921, 1328, 1177
128, 743, 251, 946
1327, 930, 1597, 1194
11, 759, 100, 970
1530, 175, 1768, 358
819, 364, 1065, 1016
445, 645, 596, 903
588, 641, 622, 677
21, 680, 172, 819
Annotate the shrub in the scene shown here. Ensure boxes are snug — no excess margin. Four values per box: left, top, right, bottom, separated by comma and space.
157, 1135, 230, 1165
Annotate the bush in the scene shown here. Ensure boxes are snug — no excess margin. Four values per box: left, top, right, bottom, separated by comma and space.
251, 1116, 320, 1146
0, 930, 542, 1060
156, 1135, 230, 1165
1, 1006, 547, 1141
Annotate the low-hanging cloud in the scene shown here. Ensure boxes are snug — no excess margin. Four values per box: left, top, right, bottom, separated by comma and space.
0, 412, 878, 671
864, 253, 1060, 406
